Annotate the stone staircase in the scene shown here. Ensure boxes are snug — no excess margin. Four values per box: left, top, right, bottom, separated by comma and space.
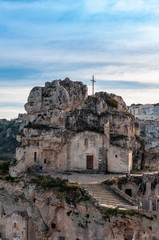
81, 183, 137, 210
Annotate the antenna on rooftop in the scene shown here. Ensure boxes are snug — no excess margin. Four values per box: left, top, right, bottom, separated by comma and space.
91, 75, 96, 96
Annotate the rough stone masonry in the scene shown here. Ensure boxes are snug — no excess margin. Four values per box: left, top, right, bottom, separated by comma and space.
10, 78, 141, 177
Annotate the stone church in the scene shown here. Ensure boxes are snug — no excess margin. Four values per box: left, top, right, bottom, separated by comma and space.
10, 78, 140, 177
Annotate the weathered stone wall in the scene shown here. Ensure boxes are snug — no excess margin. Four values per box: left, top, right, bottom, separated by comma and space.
68, 131, 108, 171
133, 150, 159, 171
0, 212, 27, 240
10, 78, 141, 176
121, 182, 138, 197
108, 146, 132, 173
0, 178, 158, 240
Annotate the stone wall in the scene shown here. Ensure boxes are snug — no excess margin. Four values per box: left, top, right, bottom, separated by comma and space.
10, 78, 141, 176
0, 212, 27, 240
108, 145, 132, 173
68, 131, 108, 171
121, 182, 138, 197
0, 177, 158, 240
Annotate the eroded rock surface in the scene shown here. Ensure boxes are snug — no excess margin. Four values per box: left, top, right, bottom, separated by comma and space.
10, 78, 141, 177
0, 174, 157, 240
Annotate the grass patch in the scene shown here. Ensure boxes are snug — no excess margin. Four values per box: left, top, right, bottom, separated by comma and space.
102, 208, 154, 221
106, 98, 118, 109
30, 176, 89, 206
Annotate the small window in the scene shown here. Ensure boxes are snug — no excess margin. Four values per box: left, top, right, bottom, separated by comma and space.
44, 159, 47, 164
115, 154, 118, 158
14, 222, 16, 228
84, 138, 88, 146
34, 152, 37, 162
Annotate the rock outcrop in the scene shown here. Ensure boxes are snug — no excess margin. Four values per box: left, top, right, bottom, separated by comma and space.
0, 174, 157, 240
2, 78, 159, 240
10, 78, 141, 177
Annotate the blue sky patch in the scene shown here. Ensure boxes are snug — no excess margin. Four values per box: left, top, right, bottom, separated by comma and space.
1, 0, 159, 118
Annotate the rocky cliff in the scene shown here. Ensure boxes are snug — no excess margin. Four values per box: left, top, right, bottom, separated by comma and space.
1, 78, 159, 239
10, 78, 140, 176
0, 172, 158, 240
23, 78, 138, 143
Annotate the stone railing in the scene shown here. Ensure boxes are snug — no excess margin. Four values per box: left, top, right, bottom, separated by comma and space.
110, 185, 138, 208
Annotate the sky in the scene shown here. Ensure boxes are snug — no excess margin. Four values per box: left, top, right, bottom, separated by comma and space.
1, 0, 159, 119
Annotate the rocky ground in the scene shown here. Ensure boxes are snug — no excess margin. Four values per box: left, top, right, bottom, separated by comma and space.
0, 170, 158, 240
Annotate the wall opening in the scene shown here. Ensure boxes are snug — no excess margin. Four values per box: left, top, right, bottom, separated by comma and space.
115, 154, 118, 158
34, 152, 37, 162
14, 222, 16, 228
125, 189, 132, 197
105, 149, 108, 173
44, 159, 47, 164
40, 166, 43, 173
86, 155, 93, 169
84, 138, 88, 146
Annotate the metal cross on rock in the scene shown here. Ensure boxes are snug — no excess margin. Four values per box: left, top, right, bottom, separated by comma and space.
91, 75, 96, 96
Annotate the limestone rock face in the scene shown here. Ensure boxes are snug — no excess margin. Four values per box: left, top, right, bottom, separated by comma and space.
10, 78, 141, 176
0, 177, 157, 240
25, 78, 88, 115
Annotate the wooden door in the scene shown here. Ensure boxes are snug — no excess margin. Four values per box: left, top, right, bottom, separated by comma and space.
87, 155, 93, 169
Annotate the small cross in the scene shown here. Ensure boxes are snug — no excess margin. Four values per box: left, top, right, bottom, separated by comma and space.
91, 75, 96, 96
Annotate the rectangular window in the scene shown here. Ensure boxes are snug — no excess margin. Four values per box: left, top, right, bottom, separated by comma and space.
34, 152, 37, 162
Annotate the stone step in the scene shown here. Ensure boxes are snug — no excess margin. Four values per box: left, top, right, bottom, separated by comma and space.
81, 183, 136, 210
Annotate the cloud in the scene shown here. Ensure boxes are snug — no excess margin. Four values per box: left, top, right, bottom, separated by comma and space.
1, 0, 159, 119
0, 106, 25, 120
1, 78, 159, 120
84, 0, 108, 14
0, 87, 30, 103
0, 86, 30, 119
94, 87, 159, 106
112, 0, 159, 12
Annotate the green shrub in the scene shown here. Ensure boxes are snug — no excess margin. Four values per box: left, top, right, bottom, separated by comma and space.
0, 161, 10, 174
106, 98, 118, 109
102, 208, 154, 221
40, 178, 53, 188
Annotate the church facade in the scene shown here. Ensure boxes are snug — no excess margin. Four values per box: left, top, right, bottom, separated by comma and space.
12, 122, 132, 176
